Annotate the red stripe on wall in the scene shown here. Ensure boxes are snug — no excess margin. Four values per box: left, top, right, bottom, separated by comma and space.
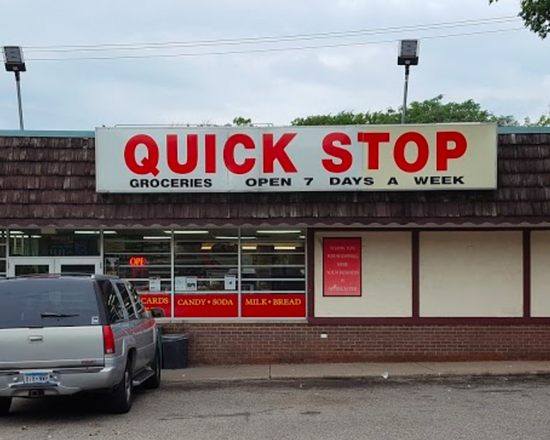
412, 230, 420, 318
307, 229, 315, 321
523, 230, 531, 318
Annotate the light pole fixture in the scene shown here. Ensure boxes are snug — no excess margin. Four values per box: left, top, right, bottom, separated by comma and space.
397, 39, 419, 124
3, 46, 26, 130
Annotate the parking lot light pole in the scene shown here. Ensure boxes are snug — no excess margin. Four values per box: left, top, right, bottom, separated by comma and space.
397, 40, 419, 124
3, 46, 26, 130
402, 64, 411, 125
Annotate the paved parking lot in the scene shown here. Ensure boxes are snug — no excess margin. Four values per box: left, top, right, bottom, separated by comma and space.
2, 376, 550, 440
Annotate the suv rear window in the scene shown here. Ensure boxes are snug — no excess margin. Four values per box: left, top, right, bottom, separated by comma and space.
0, 278, 101, 329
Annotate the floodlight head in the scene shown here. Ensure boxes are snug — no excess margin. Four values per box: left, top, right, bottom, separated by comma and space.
3, 46, 26, 72
397, 40, 419, 66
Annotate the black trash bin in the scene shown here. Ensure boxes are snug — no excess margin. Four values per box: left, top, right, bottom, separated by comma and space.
161, 334, 189, 369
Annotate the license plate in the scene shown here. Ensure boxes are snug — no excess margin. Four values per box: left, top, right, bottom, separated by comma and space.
23, 373, 50, 384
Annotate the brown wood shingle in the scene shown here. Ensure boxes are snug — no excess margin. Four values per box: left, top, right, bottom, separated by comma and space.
1, 134, 550, 227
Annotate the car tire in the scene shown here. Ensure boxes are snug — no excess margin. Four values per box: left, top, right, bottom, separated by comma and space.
143, 349, 161, 389
0, 397, 12, 416
109, 359, 133, 414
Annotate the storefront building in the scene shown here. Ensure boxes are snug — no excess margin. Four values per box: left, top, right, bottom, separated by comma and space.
1, 124, 550, 365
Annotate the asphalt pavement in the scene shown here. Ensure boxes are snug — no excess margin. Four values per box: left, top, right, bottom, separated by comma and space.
5, 374, 550, 440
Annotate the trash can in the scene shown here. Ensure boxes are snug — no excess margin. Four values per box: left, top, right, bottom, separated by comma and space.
161, 334, 189, 369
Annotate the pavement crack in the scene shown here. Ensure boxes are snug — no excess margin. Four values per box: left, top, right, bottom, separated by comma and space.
159, 406, 294, 422
300, 411, 321, 416
416, 362, 437, 372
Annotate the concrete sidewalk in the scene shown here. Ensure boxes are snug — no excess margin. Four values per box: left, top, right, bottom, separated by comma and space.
162, 361, 550, 383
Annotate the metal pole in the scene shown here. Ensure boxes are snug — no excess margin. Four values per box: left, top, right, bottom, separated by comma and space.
14, 71, 24, 130
401, 64, 410, 124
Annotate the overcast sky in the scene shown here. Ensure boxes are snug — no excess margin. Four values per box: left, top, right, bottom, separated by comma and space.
0, 0, 547, 130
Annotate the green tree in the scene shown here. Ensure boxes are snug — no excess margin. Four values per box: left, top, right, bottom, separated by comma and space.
291, 110, 399, 126
489, 0, 550, 39
291, 95, 519, 126
232, 116, 252, 126
524, 114, 550, 126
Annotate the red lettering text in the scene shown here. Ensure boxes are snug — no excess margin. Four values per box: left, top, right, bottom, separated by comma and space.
394, 132, 429, 173
205, 134, 217, 173
124, 134, 160, 176
436, 131, 467, 171
223, 134, 255, 175
262, 133, 298, 173
322, 133, 352, 173
358, 132, 390, 170
167, 134, 198, 174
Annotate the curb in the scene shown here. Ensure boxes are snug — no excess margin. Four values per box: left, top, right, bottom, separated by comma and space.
161, 370, 550, 385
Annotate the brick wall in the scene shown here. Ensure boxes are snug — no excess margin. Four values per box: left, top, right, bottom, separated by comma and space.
160, 323, 550, 365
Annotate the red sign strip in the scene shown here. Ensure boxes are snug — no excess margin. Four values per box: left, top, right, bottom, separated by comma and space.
140, 293, 307, 318
174, 294, 238, 318
139, 293, 172, 318
241, 294, 306, 318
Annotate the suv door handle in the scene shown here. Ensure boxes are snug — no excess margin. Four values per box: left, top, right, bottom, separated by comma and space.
28, 336, 44, 343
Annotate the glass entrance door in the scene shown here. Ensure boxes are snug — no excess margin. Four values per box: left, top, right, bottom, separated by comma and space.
8, 258, 102, 277
10, 258, 54, 277
54, 258, 101, 275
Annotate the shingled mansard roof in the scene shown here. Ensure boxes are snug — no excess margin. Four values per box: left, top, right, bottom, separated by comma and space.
0, 129, 549, 228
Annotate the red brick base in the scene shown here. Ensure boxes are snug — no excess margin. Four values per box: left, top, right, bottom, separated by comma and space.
160, 323, 550, 365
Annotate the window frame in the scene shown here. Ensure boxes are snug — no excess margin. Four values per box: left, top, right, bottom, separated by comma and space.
114, 281, 139, 320
98, 280, 128, 324
126, 281, 147, 318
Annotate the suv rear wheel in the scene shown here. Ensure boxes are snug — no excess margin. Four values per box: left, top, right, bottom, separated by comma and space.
0, 397, 12, 416
109, 359, 133, 414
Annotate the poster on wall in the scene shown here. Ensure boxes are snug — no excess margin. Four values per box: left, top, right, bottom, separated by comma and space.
175, 276, 186, 292
185, 276, 198, 291
105, 257, 119, 276
175, 276, 198, 291
224, 275, 236, 290
323, 238, 362, 297
148, 278, 161, 292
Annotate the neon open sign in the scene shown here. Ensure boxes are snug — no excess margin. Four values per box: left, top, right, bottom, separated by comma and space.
129, 256, 148, 266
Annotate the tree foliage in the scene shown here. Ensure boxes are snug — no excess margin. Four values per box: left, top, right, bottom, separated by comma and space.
524, 114, 550, 126
291, 95, 526, 126
490, 0, 550, 39
232, 116, 252, 126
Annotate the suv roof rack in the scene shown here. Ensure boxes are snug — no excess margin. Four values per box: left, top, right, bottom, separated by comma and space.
8, 273, 121, 280
91, 274, 120, 280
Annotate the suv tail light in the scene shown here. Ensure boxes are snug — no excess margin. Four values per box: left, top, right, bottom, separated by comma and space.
102, 325, 115, 355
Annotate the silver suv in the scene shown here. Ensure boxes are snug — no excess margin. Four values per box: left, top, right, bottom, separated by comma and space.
0, 274, 163, 415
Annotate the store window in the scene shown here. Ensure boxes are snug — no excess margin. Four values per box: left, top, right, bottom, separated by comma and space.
103, 228, 306, 319
104, 230, 172, 316
239, 229, 306, 318
240, 229, 305, 292
173, 229, 239, 318
8, 229, 99, 257
0, 230, 6, 277
174, 229, 238, 291
170, 228, 305, 319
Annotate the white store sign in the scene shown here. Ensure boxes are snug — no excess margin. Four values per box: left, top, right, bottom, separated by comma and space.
95, 124, 497, 193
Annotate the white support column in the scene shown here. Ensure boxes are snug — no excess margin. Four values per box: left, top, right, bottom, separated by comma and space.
170, 230, 175, 319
